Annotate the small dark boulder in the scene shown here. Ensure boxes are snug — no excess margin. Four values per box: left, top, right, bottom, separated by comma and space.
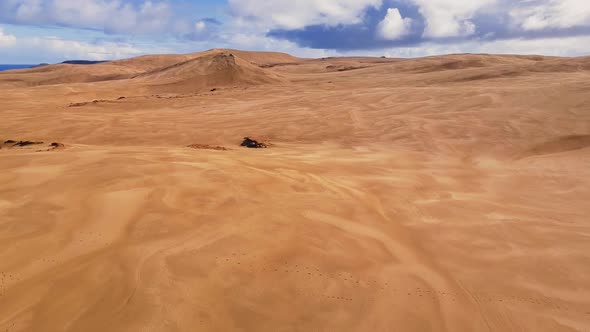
4, 140, 16, 144
48, 142, 65, 150
241, 137, 267, 149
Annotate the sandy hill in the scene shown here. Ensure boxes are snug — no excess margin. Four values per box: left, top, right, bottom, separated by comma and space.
391, 54, 547, 73
0, 49, 294, 90
309, 53, 590, 85
197, 48, 302, 65
134, 52, 286, 94
108, 54, 196, 72
0, 62, 141, 88
109, 49, 301, 72
4, 51, 587, 90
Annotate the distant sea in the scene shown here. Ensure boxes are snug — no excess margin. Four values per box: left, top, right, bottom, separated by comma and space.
0, 64, 35, 72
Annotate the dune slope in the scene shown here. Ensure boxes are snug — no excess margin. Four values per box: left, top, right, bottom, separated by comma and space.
135, 52, 285, 94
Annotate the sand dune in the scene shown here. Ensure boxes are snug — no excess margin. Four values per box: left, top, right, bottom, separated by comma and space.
0, 50, 589, 332
0, 63, 140, 88
0, 49, 296, 89
135, 52, 286, 94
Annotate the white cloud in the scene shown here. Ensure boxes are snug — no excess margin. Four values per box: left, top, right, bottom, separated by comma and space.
30, 37, 143, 60
215, 30, 329, 58
195, 21, 207, 33
411, 0, 498, 38
0, 32, 147, 63
229, 0, 590, 43
379, 35, 590, 58
227, 0, 501, 40
510, 0, 590, 31
2, 0, 203, 35
474, 35, 590, 56
0, 27, 17, 47
228, 0, 382, 29
14, 0, 43, 21
377, 8, 412, 40
3, 0, 590, 63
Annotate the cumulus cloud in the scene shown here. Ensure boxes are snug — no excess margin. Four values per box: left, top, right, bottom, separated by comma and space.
377, 8, 412, 40
14, 0, 43, 21
380, 35, 590, 58
510, 0, 590, 31
2, 0, 590, 60
0, 27, 17, 46
0, 28, 147, 63
228, 0, 382, 29
31, 37, 143, 60
0, 0, 209, 36
229, 0, 504, 38
3, 20, 146, 63
194, 21, 207, 33
411, 0, 498, 38
264, 0, 590, 53
181, 18, 222, 41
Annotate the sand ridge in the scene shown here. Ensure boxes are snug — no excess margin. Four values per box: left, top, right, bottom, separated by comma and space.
0, 50, 589, 331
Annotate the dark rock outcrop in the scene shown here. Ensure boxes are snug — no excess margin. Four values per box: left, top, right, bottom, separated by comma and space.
241, 137, 268, 148
47, 142, 65, 151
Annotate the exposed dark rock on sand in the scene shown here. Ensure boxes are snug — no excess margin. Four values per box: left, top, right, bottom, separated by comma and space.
48, 142, 65, 150
241, 137, 268, 148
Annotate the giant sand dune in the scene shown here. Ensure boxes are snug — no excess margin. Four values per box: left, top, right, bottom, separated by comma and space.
0, 49, 589, 331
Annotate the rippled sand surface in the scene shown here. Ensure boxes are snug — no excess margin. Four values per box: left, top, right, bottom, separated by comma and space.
1, 50, 589, 331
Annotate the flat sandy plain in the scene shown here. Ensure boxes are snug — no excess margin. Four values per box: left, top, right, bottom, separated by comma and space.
0, 49, 589, 331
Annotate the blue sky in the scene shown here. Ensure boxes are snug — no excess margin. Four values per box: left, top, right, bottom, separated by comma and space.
1, 0, 589, 63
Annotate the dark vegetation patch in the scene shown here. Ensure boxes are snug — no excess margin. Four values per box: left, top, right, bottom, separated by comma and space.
187, 144, 228, 151
68, 100, 109, 107
13, 140, 43, 147
68, 97, 127, 107
259, 62, 303, 68
326, 65, 367, 72
61, 60, 109, 65
1, 140, 64, 151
